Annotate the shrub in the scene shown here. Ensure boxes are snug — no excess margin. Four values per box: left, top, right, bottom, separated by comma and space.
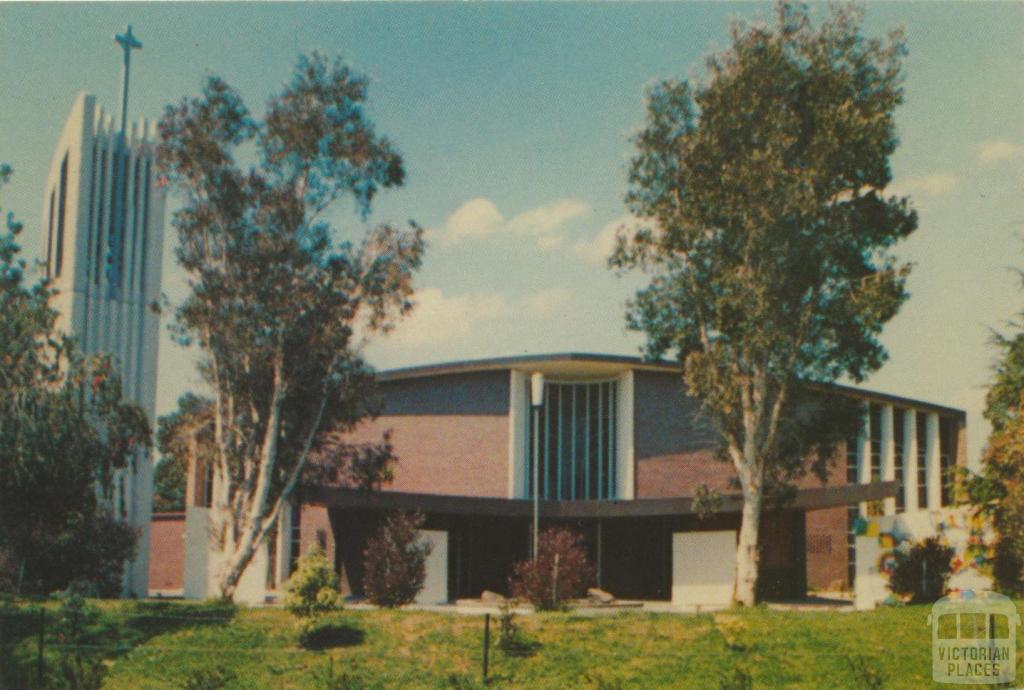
363, 512, 432, 608
183, 667, 236, 690
888, 537, 955, 603
284, 545, 342, 620
508, 527, 594, 611
495, 599, 537, 656
992, 538, 1024, 596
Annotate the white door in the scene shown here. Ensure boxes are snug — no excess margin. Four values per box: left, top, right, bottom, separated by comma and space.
672, 530, 736, 608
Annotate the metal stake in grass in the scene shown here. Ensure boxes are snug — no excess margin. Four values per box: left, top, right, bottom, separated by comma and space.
482, 613, 490, 682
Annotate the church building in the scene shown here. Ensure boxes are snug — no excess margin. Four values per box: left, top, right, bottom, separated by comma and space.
41, 27, 165, 597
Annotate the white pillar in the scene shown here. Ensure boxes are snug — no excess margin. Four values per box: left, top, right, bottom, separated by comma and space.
616, 371, 635, 500
275, 500, 292, 588
856, 404, 871, 515
903, 409, 919, 512
880, 404, 895, 516
508, 371, 527, 498
926, 412, 941, 510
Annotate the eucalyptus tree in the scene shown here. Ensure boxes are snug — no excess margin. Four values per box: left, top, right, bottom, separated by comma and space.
612, 3, 917, 605
157, 54, 423, 598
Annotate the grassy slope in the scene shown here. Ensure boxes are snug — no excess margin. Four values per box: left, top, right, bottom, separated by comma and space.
4, 600, 1023, 689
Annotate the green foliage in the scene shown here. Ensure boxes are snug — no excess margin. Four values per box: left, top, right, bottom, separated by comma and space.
154, 393, 215, 512
962, 285, 1024, 595
718, 666, 753, 690
611, 1, 914, 604
495, 599, 537, 657
846, 654, 886, 690
0, 166, 148, 596
362, 512, 431, 608
182, 667, 236, 690
285, 545, 342, 621
888, 537, 955, 604
509, 527, 594, 611
155, 52, 422, 599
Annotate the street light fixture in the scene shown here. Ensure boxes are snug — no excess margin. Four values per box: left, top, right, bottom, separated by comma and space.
530, 372, 545, 561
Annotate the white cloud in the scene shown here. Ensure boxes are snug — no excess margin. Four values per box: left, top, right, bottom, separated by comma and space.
506, 198, 590, 236
977, 140, 1024, 163
382, 288, 506, 348
573, 215, 644, 265
892, 173, 957, 199
522, 287, 570, 318
442, 197, 504, 242
436, 197, 589, 247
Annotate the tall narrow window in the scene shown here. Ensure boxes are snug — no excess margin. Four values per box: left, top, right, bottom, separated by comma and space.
917, 411, 928, 508
893, 407, 905, 512
940, 417, 955, 506
869, 404, 882, 482
85, 142, 98, 287
46, 190, 55, 279
94, 148, 108, 285
288, 503, 303, 575
129, 157, 141, 290
139, 159, 151, 295
54, 153, 68, 277
527, 380, 618, 500
847, 505, 857, 587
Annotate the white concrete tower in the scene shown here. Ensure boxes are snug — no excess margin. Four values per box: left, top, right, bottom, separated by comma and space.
40, 27, 164, 597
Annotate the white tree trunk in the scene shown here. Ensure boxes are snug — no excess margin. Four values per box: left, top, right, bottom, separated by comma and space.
734, 483, 762, 606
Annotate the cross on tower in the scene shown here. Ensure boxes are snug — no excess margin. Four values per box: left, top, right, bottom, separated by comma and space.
114, 25, 142, 137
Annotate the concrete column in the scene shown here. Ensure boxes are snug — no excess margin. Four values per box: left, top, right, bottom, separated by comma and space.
880, 405, 895, 515
616, 371, 635, 500
856, 404, 871, 515
903, 409, 919, 512
275, 501, 292, 588
508, 371, 527, 498
925, 413, 941, 510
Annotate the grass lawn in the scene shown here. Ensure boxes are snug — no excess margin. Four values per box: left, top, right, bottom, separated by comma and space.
2, 599, 1022, 688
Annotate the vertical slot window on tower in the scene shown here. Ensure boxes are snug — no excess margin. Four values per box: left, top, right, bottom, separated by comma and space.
526, 380, 618, 500
917, 411, 928, 508
95, 148, 107, 285
893, 407, 905, 512
940, 417, 955, 506
869, 404, 881, 482
55, 153, 68, 277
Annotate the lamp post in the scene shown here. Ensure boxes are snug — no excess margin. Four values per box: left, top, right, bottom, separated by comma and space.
530, 372, 545, 561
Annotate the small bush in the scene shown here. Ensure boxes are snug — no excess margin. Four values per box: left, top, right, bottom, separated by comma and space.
718, 666, 753, 690
847, 654, 885, 690
992, 538, 1024, 596
284, 545, 342, 620
508, 527, 594, 611
363, 512, 432, 608
888, 537, 955, 603
495, 599, 538, 656
182, 667, 236, 690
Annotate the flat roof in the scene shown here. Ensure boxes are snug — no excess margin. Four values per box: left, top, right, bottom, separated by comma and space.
377, 352, 965, 418
302, 481, 899, 518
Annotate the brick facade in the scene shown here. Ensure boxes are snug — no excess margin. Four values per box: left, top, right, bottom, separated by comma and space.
148, 512, 185, 592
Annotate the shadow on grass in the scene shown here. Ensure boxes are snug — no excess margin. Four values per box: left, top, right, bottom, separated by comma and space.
301, 621, 366, 650
0, 597, 238, 687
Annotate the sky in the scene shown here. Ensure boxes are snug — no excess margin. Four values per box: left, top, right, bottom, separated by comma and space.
1, 2, 1022, 468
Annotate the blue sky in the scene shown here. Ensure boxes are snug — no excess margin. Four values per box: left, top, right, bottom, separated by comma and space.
1, 2, 1021, 466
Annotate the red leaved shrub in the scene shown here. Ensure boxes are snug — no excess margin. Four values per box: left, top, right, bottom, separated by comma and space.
509, 527, 594, 611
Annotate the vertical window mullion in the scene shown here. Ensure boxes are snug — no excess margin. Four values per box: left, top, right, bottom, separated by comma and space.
585, 385, 591, 500
597, 383, 604, 500
609, 383, 616, 499
556, 384, 563, 500
571, 385, 577, 500
543, 384, 551, 500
